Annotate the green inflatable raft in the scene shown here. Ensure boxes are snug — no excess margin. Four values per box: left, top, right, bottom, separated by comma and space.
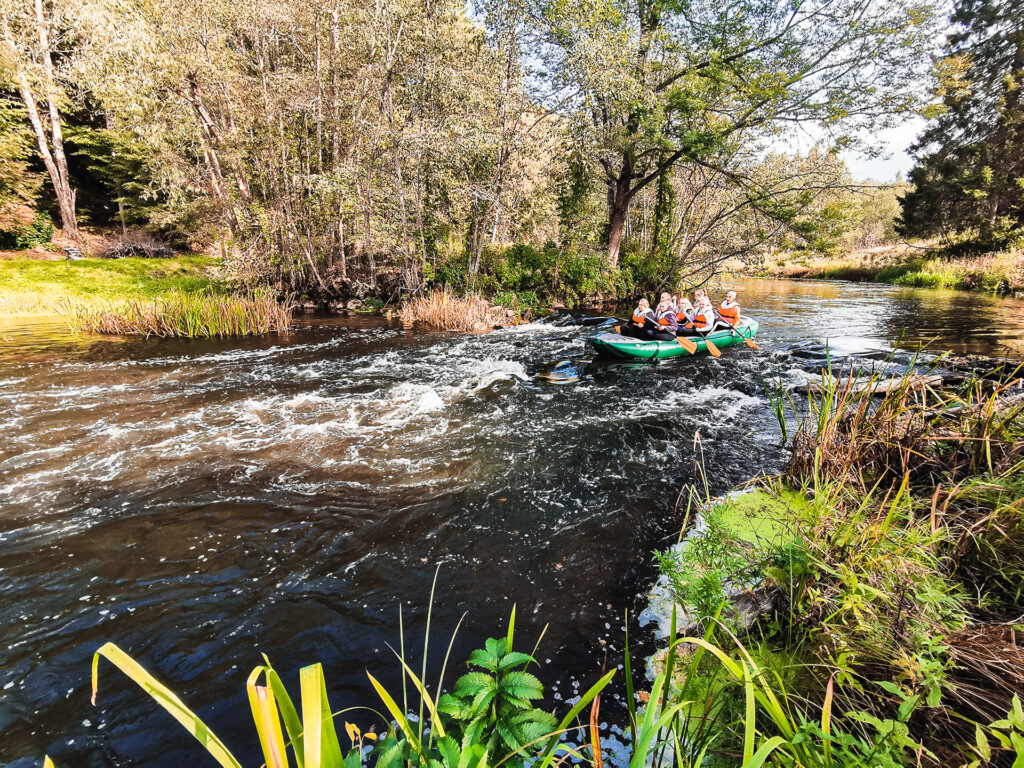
592, 318, 760, 360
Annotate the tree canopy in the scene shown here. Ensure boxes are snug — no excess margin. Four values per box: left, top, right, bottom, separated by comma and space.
0, 0, 939, 300
899, 0, 1024, 247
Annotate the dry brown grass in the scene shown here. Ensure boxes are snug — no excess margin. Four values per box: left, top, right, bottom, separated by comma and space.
398, 289, 526, 331
786, 366, 1024, 493
61, 290, 292, 337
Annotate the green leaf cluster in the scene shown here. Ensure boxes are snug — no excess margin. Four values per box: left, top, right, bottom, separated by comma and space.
436, 638, 556, 766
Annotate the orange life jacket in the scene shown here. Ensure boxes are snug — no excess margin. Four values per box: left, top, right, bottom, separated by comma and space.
655, 307, 676, 327
718, 301, 740, 326
631, 309, 649, 327
690, 309, 712, 330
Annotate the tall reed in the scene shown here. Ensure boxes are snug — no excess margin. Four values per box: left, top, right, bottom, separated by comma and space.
399, 290, 525, 331
60, 289, 293, 337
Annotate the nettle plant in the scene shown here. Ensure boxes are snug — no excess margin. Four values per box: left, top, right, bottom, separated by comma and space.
435, 637, 557, 766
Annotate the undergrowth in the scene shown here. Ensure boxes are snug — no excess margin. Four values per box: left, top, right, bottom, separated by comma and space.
653, 361, 1024, 764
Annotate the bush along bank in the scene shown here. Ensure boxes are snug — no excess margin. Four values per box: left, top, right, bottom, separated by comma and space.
649, 362, 1024, 765
749, 245, 1024, 296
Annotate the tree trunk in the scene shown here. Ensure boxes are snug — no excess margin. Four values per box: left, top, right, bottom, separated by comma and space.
2, 15, 79, 240
606, 168, 632, 268
34, 0, 78, 240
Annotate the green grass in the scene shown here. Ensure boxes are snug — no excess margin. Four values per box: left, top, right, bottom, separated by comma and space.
0, 256, 225, 314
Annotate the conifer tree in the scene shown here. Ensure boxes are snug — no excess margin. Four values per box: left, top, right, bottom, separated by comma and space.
899, 0, 1024, 246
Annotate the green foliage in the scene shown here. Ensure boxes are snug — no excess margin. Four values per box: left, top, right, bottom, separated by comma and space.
899, 0, 1024, 248
555, 153, 599, 246
66, 126, 201, 245
432, 243, 617, 306
967, 695, 1024, 767
436, 637, 556, 765
86, 608, 615, 768
0, 98, 41, 212
0, 212, 54, 249
657, 505, 766, 635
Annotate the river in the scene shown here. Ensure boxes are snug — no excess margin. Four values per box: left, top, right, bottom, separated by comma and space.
1, 277, 1023, 768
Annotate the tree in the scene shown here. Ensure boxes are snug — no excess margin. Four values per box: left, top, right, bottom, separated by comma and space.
899, 0, 1024, 247
532, 0, 938, 265
1, 0, 80, 238
0, 95, 42, 215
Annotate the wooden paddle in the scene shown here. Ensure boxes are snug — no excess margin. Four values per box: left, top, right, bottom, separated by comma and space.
702, 334, 721, 358
694, 328, 721, 358
730, 325, 759, 350
676, 335, 698, 354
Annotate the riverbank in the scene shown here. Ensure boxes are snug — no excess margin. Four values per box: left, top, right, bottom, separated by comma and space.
649, 365, 1024, 765
0, 256, 298, 337
0, 255, 225, 316
745, 243, 1024, 295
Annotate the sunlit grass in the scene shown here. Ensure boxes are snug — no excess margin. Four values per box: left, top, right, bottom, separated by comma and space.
0, 256, 224, 315
755, 248, 1024, 293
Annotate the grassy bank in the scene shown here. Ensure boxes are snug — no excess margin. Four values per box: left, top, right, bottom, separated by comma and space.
652, 363, 1024, 765
0, 256, 225, 315
0, 256, 298, 337
749, 245, 1024, 295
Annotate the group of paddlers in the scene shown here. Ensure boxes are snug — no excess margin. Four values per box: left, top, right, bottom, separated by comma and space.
617, 289, 742, 341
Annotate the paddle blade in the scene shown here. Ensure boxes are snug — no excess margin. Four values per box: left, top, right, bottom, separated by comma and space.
676, 336, 697, 354
744, 337, 760, 350
614, 325, 621, 335
704, 337, 721, 357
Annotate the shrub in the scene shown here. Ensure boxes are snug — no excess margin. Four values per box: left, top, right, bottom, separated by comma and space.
0, 211, 54, 249
100, 233, 176, 259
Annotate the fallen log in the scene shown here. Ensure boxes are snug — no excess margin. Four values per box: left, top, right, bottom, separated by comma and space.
800, 372, 945, 395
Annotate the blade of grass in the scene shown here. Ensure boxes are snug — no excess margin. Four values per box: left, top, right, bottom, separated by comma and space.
91, 642, 243, 768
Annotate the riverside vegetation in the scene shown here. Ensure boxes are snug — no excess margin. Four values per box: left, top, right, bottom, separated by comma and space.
652, 361, 1024, 765
2, 0, 997, 317
3, 0, 1021, 326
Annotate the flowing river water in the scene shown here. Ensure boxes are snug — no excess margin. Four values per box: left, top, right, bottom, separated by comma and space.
2, 277, 1023, 768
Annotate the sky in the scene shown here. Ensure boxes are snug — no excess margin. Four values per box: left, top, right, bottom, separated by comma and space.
840, 118, 930, 182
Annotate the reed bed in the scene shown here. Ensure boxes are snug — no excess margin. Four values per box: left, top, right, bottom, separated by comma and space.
60, 289, 293, 337
781, 364, 1024, 492
399, 289, 526, 331
0, 289, 57, 315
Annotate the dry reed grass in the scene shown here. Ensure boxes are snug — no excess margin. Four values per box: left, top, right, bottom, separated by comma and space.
60, 290, 293, 337
398, 289, 526, 331
0, 289, 61, 315
786, 366, 1024, 492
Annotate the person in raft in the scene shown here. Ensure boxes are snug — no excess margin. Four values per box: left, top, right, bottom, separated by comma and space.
715, 290, 742, 329
676, 297, 695, 327
645, 292, 678, 340
618, 297, 655, 338
678, 296, 716, 336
